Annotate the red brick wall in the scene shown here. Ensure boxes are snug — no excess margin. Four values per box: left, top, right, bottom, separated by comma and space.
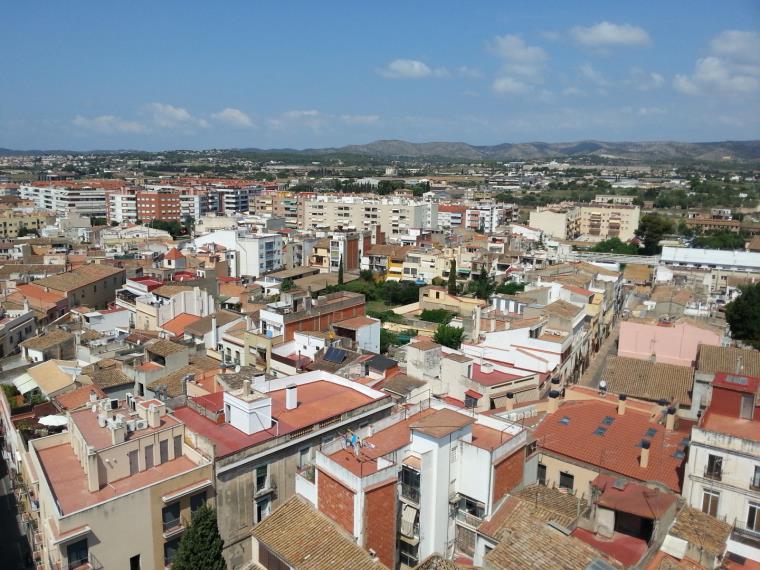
346, 237, 360, 271
363, 481, 397, 568
492, 448, 525, 501
284, 305, 366, 341
317, 470, 355, 534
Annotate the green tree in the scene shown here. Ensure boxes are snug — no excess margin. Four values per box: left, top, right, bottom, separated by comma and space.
726, 283, 760, 348
433, 323, 465, 350
380, 328, 399, 353
337, 255, 344, 285
280, 278, 294, 292
184, 215, 196, 235
636, 213, 674, 255
171, 505, 225, 570
494, 281, 525, 295
590, 237, 639, 255
419, 309, 455, 324
447, 259, 458, 296
468, 266, 495, 300
17, 227, 39, 237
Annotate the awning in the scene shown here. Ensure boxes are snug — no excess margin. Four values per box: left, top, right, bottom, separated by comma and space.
13, 373, 38, 395
161, 479, 213, 503
465, 389, 483, 399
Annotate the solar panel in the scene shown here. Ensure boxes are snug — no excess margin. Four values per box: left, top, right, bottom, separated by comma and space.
725, 375, 749, 385
602, 416, 615, 425
593, 427, 607, 436
324, 347, 347, 363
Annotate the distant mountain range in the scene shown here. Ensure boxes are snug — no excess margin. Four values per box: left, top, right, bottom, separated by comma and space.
2, 139, 760, 162
330, 139, 760, 162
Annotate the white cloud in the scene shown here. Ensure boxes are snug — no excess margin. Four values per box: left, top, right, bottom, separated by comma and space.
627, 67, 665, 91
340, 114, 380, 126
457, 66, 482, 78
489, 35, 548, 95
72, 114, 145, 134
562, 86, 584, 96
623, 106, 667, 116
674, 31, 760, 97
579, 63, 608, 86
212, 108, 254, 128
377, 59, 449, 79
492, 76, 531, 94
571, 22, 651, 47
143, 102, 209, 130
269, 109, 327, 132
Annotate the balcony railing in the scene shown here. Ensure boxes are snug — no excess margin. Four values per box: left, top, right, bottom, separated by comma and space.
731, 520, 760, 549
400, 484, 420, 504
456, 510, 484, 528
703, 467, 722, 481
162, 516, 185, 538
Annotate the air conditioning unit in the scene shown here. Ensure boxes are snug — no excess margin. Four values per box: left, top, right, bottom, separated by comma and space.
135, 419, 148, 430
109, 399, 119, 410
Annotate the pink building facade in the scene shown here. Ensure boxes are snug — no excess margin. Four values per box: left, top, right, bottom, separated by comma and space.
617, 321, 721, 367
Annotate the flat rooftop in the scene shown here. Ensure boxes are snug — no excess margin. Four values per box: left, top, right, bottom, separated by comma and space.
174, 379, 387, 457
70, 404, 180, 451
37, 444, 199, 515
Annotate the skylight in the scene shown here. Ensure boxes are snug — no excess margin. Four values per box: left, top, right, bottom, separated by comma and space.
602, 416, 615, 426
559, 416, 571, 425
645, 427, 657, 438
593, 427, 607, 436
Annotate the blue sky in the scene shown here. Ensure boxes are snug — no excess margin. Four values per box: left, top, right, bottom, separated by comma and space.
2, 1, 759, 150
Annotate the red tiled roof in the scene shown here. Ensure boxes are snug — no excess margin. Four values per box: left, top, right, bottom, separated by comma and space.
471, 364, 524, 387
54, 386, 106, 411
164, 247, 185, 260
534, 399, 688, 492
712, 372, 760, 394
592, 474, 676, 519
161, 313, 202, 337
174, 380, 388, 457
465, 389, 483, 399
333, 316, 379, 330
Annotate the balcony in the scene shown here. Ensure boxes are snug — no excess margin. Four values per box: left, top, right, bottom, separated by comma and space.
703, 467, 722, 481
456, 509, 484, 528
162, 516, 186, 539
67, 552, 103, 570
400, 484, 420, 504
729, 520, 760, 558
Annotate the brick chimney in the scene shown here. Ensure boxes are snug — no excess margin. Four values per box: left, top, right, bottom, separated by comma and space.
640, 439, 651, 469
548, 389, 560, 414
666, 406, 676, 431
618, 393, 627, 415
505, 391, 514, 411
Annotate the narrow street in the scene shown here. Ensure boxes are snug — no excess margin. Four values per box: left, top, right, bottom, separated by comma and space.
0, 456, 33, 569
581, 319, 621, 389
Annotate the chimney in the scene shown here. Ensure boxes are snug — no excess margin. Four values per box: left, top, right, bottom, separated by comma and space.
210, 314, 218, 348
243, 379, 251, 396
640, 439, 651, 468
548, 389, 560, 413
505, 391, 514, 411
89, 390, 98, 403
147, 404, 161, 428
285, 384, 298, 410
666, 406, 676, 431
618, 394, 627, 415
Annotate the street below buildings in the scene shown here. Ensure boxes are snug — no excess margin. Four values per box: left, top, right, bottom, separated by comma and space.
0, 455, 33, 569
581, 319, 621, 389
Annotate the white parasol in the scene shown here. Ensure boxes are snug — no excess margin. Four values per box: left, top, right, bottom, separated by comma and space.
38, 415, 69, 427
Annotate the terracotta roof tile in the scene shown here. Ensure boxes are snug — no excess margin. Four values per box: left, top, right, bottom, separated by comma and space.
600, 356, 693, 406
252, 496, 388, 570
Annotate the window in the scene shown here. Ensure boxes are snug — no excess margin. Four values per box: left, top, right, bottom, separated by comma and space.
67, 538, 88, 569
537, 463, 547, 486
705, 454, 723, 480
400, 466, 421, 503
753, 466, 760, 490
747, 503, 760, 532
162, 502, 181, 532
190, 491, 206, 514
399, 540, 419, 567
173, 435, 182, 459
255, 497, 271, 524
559, 471, 574, 492
163, 538, 180, 566
298, 447, 310, 469
129, 554, 140, 570
255, 465, 268, 492
159, 439, 169, 464
464, 394, 478, 409
702, 490, 720, 517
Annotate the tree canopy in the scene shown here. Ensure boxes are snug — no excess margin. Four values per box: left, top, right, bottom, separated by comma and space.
636, 213, 674, 255
433, 323, 464, 349
726, 283, 760, 348
590, 237, 639, 255
171, 505, 225, 570
447, 259, 458, 295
